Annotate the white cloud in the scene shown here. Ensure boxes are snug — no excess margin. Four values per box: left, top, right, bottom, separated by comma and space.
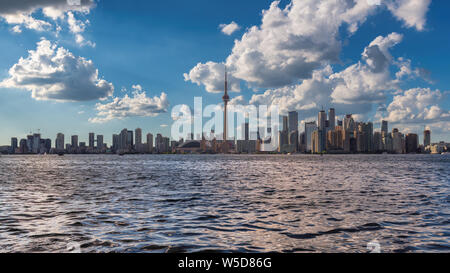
185, 0, 432, 92
219, 21, 240, 35
250, 33, 403, 117
380, 88, 450, 124
183, 62, 240, 93
386, 0, 431, 31
0, 0, 95, 45
0, 38, 113, 101
89, 86, 169, 123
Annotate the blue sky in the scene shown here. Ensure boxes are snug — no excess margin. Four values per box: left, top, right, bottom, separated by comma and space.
0, 0, 449, 145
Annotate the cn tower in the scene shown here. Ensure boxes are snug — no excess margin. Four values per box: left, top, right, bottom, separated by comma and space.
222, 67, 230, 153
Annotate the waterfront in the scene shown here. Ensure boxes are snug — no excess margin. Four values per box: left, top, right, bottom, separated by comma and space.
0, 154, 449, 253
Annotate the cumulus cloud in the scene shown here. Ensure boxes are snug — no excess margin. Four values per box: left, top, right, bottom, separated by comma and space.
250, 33, 404, 118
183, 62, 240, 93
219, 21, 240, 35
386, 0, 431, 31
89, 86, 170, 123
0, 0, 95, 45
185, 0, 432, 92
380, 88, 450, 124
0, 38, 113, 101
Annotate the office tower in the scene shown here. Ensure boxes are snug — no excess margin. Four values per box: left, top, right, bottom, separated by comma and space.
32, 134, 41, 154
127, 130, 134, 150
288, 111, 298, 133
392, 130, 404, 154
19, 139, 28, 154
56, 133, 64, 151
373, 131, 383, 152
44, 139, 51, 153
119, 129, 128, 151
282, 116, 289, 132
244, 122, 249, 141
328, 108, 336, 129
305, 122, 317, 153
299, 132, 306, 153
312, 130, 325, 153
406, 133, 419, 153
289, 130, 299, 152
344, 115, 355, 132
27, 135, 33, 153
278, 130, 289, 152
89, 133, 95, 148
112, 134, 119, 152
381, 120, 388, 135
337, 120, 343, 127
334, 126, 350, 152
97, 135, 104, 150
318, 110, 326, 130
318, 110, 327, 151
11, 137, 18, 153
147, 133, 154, 153
357, 122, 373, 152
135, 128, 142, 146
424, 129, 431, 147
156, 134, 163, 153
71, 135, 78, 148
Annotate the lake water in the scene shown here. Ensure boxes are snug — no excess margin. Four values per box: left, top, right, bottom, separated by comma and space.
0, 154, 449, 253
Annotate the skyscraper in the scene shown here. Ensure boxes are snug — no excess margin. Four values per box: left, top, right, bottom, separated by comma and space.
71, 135, 78, 149
97, 135, 104, 150
135, 128, 142, 146
406, 133, 419, 153
127, 130, 134, 150
344, 115, 355, 132
112, 134, 119, 152
318, 110, 327, 130
328, 108, 336, 129
147, 133, 154, 153
288, 111, 298, 133
381, 120, 388, 135
424, 129, 431, 147
89, 133, 95, 148
305, 121, 317, 153
10, 137, 17, 153
119, 129, 128, 151
56, 133, 64, 151
33, 133, 41, 154
282, 116, 289, 133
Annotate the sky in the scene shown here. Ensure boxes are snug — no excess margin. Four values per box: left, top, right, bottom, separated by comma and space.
0, 0, 449, 146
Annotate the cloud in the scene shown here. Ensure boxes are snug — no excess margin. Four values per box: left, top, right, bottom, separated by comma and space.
185, 0, 432, 92
219, 21, 240, 35
379, 88, 450, 124
386, 0, 432, 31
0, 0, 95, 45
0, 38, 113, 101
89, 86, 169, 123
249, 33, 404, 119
183, 62, 240, 93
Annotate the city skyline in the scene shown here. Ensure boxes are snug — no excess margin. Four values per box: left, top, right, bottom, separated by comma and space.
0, 0, 449, 146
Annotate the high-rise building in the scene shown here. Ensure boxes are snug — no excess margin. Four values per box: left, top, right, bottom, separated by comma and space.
112, 134, 119, 152
373, 131, 383, 152
127, 130, 134, 150
288, 111, 298, 133
97, 135, 104, 150
147, 133, 154, 153
282, 116, 289, 133
406, 133, 419, 154
11, 137, 18, 153
120, 129, 128, 151
312, 130, 325, 153
19, 139, 28, 154
318, 110, 327, 130
305, 122, 317, 153
424, 129, 431, 147
344, 115, 355, 132
89, 133, 95, 148
56, 133, 64, 151
32, 133, 41, 154
71, 135, 78, 149
135, 128, 142, 146
328, 108, 336, 129
381, 120, 388, 135
392, 130, 404, 154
